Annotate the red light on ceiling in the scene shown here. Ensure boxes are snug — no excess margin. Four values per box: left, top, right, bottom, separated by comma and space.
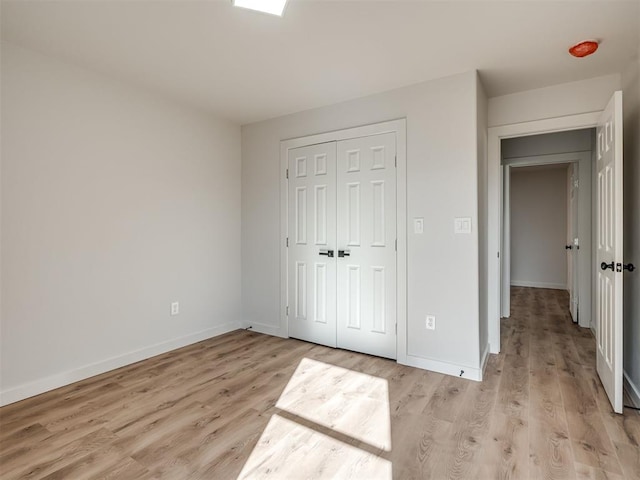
569, 40, 599, 58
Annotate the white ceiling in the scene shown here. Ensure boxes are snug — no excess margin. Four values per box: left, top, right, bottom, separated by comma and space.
2, 0, 639, 124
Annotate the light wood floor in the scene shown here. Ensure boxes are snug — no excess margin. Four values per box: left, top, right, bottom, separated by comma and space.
1, 287, 639, 479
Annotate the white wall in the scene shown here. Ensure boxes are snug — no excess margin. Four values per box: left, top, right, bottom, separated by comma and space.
0, 43, 242, 405
510, 166, 568, 289
622, 54, 640, 404
502, 129, 592, 158
476, 75, 489, 366
489, 74, 621, 127
242, 71, 483, 377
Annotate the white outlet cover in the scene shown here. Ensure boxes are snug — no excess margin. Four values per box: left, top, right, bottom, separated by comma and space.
454, 217, 472, 234
426, 315, 436, 330
171, 302, 179, 315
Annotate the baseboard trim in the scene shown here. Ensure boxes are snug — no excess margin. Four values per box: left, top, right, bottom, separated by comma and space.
511, 280, 567, 290
0, 321, 241, 407
247, 322, 287, 339
480, 343, 490, 380
623, 371, 640, 408
399, 354, 482, 381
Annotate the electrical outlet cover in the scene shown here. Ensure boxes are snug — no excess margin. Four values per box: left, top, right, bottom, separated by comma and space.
426, 315, 436, 330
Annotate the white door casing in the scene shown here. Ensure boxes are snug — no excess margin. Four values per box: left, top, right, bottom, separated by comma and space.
288, 142, 338, 347
595, 91, 623, 414
336, 133, 397, 359
488, 112, 601, 353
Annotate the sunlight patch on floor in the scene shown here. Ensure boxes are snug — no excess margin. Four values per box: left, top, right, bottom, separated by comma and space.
237, 414, 392, 480
239, 357, 393, 479
275, 357, 392, 451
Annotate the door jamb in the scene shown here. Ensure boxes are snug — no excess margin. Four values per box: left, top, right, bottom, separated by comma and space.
279, 118, 408, 363
488, 112, 601, 354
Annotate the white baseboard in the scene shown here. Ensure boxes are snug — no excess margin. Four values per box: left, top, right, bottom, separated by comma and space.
246, 322, 288, 339
400, 354, 482, 381
624, 371, 640, 408
251, 324, 483, 381
510, 280, 567, 290
480, 343, 490, 380
0, 321, 241, 407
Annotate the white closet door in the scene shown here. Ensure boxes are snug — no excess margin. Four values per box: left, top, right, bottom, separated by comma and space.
336, 133, 397, 359
288, 142, 337, 347
595, 91, 623, 414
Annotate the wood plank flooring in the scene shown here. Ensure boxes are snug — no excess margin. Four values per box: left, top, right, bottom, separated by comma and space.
1, 287, 638, 479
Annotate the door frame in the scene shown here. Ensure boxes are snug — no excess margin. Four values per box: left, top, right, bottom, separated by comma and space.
488, 112, 601, 353
280, 119, 408, 363
500, 152, 592, 328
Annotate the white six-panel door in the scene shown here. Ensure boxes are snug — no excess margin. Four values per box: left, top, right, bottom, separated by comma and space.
288, 142, 338, 347
287, 133, 397, 359
596, 91, 623, 414
336, 133, 397, 359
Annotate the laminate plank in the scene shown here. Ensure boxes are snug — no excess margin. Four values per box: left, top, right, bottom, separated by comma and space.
1, 427, 120, 480
422, 375, 470, 423
575, 462, 625, 480
581, 366, 640, 447
614, 441, 640, 479
496, 353, 529, 419
477, 412, 529, 480
564, 409, 623, 475
529, 398, 576, 479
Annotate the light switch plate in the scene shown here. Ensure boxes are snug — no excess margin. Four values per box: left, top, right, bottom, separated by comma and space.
454, 217, 472, 234
414, 217, 424, 234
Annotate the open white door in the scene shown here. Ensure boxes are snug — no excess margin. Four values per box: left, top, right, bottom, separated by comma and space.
595, 91, 623, 414
567, 163, 579, 322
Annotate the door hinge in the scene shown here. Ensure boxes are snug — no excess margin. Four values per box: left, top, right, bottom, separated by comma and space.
395, 323, 397, 334
395, 239, 397, 251
497, 251, 500, 258
286, 306, 289, 316
286, 168, 289, 179
395, 156, 397, 167
286, 237, 289, 247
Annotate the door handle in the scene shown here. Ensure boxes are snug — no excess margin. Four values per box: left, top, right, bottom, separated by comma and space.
565, 245, 573, 250
618, 262, 635, 273
601, 261, 615, 271
338, 249, 351, 258
319, 249, 334, 258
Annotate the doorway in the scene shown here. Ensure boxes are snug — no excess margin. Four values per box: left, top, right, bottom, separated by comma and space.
500, 129, 595, 331
487, 91, 626, 413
